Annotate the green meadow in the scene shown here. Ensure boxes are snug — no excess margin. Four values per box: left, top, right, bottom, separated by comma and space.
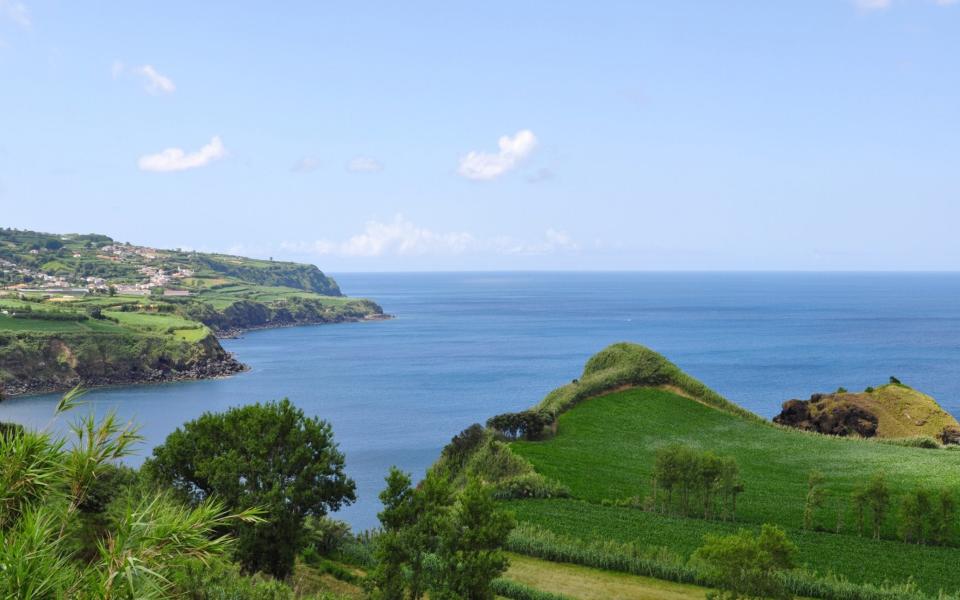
442, 344, 960, 597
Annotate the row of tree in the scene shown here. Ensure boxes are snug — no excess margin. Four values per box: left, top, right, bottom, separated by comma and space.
803, 470, 958, 545
650, 444, 744, 521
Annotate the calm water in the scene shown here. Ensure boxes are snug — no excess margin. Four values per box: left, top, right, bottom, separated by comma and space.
2, 272, 960, 530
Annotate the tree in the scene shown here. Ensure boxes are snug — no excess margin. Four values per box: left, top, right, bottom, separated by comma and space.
864, 472, 892, 540
370, 472, 511, 600
145, 398, 356, 578
899, 487, 933, 544
803, 470, 826, 530
432, 478, 515, 600
693, 524, 797, 600
932, 488, 958, 545
370, 468, 416, 600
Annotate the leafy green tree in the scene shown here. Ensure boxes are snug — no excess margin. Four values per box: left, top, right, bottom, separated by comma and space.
693, 524, 797, 600
803, 470, 826, 530
145, 399, 356, 579
370, 468, 414, 600
432, 478, 515, 600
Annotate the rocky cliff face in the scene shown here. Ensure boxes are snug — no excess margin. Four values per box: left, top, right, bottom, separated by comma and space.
193, 298, 386, 335
773, 385, 960, 442
774, 395, 879, 437
0, 331, 244, 398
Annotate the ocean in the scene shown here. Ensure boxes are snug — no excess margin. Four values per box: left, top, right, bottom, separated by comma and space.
2, 272, 959, 530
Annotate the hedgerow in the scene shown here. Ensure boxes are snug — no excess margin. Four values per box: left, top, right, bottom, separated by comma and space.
490, 578, 575, 600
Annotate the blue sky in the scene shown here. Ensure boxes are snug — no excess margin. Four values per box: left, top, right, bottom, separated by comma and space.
1, 1, 958, 271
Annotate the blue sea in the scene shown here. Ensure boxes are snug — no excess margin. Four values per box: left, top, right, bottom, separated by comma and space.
3, 272, 960, 530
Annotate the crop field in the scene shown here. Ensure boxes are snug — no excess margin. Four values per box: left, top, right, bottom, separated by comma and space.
103, 310, 208, 341
505, 499, 960, 595
197, 284, 352, 306
506, 387, 960, 595
511, 388, 960, 534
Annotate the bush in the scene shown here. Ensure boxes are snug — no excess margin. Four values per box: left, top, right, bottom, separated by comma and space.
492, 472, 570, 500
441, 423, 487, 468
488, 411, 552, 441
490, 578, 575, 600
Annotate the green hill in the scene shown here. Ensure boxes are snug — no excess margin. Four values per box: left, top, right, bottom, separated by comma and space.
439, 343, 960, 598
0, 228, 386, 397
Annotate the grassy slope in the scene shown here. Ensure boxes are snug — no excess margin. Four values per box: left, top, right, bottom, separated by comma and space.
508, 388, 960, 594
505, 552, 707, 600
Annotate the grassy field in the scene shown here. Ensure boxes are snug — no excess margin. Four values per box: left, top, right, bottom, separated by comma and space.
512, 388, 960, 532
507, 388, 960, 594
504, 552, 707, 600
103, 310, 209, 341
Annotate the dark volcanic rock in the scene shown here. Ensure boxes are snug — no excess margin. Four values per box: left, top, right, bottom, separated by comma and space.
939, 426, 960, 445
774, 395, 879, 437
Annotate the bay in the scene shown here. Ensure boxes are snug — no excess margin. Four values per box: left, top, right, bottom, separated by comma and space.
3, 272, 960, 530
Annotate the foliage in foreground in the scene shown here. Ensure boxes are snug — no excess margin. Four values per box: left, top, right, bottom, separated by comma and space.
368, 468, 515, 600
145, 398, 357, 580
0, 388, 260, 600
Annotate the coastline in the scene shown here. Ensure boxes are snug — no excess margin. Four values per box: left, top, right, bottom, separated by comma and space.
0, 313, 393, 400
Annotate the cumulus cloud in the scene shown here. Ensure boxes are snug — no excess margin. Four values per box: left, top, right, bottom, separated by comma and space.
138, 136, 226, 172
0, 1, 30, 28
458, 130, 537, 180
347, 156, 384, 173
292, 157, 322, 173
113, 62, 176, 94
282, 216, 578, 259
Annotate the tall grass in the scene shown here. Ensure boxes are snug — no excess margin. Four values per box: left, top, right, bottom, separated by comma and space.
490, 578, 575, 600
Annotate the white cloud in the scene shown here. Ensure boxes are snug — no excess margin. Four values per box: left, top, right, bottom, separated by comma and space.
135, 65, 175, 94
112, 62, 176, 94
854, 0, 891, 10
0, 1, 30, 28
347, 156, 384, 173
282, 216, 578, 259
458, 129, 537, 180
138, 136, 226, 172
292, 157, 322, 173
284, 216, 473, 258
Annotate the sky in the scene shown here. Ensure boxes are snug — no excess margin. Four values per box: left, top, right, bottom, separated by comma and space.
1, 1, 958, 271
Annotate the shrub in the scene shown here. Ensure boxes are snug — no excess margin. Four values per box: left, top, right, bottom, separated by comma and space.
492, 472, 570, 500
441, 423, 487, 468
490, 578, 575, 600
487, 410, 551, 441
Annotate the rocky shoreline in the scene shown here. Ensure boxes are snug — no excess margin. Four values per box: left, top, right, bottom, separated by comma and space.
0, 313, 392, 400
1, 353, 246, 399
214, 312, 393, 339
